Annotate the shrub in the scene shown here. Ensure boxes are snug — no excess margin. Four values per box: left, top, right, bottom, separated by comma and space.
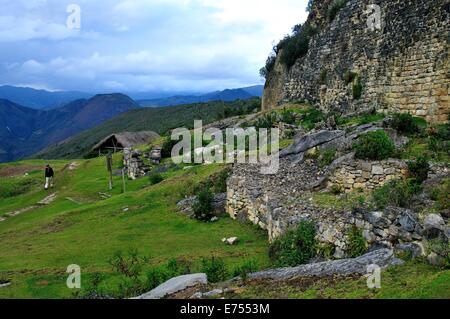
260, 55, 276, 79
278, 24, 318, 68
145, 268, 168, 291
255, 112, 277, 129
212, 168, 230, 193
319, 148, 337, 168
192, 189, 214, 221
391, 113, 421, 135
352, 79, 363, 100
353, 130, 395, 160
149, 173, 164, 185
233, 259, 259, 282
328, 0, 348, 22
161, 136, 179, 158
300, 108, 326, 131
317, 243, 335, 260
280, 108, 296, 125
343, 71, 358, 84
372, 179, 422, 209
428, 239, 450, 269
347, 227, 367, 258
109, 249, 147, 279
319, 69, 328, 84
269, 220, 317, 267
407, 156, 430, 184
331, 184, 343, 195
201, 257, 228, 283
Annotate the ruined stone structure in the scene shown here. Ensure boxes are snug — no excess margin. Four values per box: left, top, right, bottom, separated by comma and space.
263, 0, 450, 123
123, 148, 150, 180
327, 159, 408, 192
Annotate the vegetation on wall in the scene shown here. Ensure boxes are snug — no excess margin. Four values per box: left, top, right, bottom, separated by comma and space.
353, 131, 395, 160
327, 0, 349, 22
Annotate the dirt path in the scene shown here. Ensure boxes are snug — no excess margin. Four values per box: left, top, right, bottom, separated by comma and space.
1, 192, 58, 222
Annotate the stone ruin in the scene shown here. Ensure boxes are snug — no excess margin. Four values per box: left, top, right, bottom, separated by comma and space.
123, 148, 150, 180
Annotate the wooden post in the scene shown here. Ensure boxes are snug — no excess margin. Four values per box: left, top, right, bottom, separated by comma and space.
106, 153, 113, 190
121, 168, 126, 193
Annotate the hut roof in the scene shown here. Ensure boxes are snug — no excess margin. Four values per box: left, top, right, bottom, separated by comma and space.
92, 131, 160, 152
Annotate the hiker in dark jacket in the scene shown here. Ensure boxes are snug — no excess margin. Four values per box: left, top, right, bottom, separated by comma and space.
44, 165, 54, 190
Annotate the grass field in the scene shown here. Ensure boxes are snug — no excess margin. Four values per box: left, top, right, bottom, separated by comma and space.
0, 156, 270, 298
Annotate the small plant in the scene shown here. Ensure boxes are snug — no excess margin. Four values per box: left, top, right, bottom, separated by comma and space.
201, 257, 228, 283
233, 259, 259, 282
149, 173, 164, 185
328, 0, 348, 22
331, 184, 343, 195
343, 70, 358, 84
109, 249, 147, 279
428, 239, 450, 269
280, 108, 296, 125
319, 148, 337, 168
319, 69, 328, 84
269, 220, 317, 267
352, 79, 363, 100
407, 156, 430, 184
353, 130, 395, 160
317, 243, 335, 260
347, 227, 367, 258
192, 188, 214, 221
255, 112, 277, 129
372, 179, 422, 209
391, 113, 421, 135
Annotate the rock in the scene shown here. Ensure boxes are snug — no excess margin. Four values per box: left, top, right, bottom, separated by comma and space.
136, 274, 207, 299
424, 214, 445, 229
193, 289, 224, 299
249, 249, 399, 280
423, 214, 446, 241
427, 252, 442, 267
223, 237, 239, 245
365, 211, 389, 228
177, 193, 227, 217
397, 210, 419, 233
372, 165, 384, 175
395, 242, 425, 259
280, 130, 345, 158
0, 282, 11, 288
210, 217, 219, 222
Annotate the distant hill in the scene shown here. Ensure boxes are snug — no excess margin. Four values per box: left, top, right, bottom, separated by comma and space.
0, 94, 138, 162
138, 85, 263, 107
35, 98, 261, 160
0, 85, 93, 110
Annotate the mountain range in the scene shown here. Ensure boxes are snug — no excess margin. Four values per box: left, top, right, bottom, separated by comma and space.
0, 94, 138, 162
138, 85, 264, 107
0, 85, 263, 110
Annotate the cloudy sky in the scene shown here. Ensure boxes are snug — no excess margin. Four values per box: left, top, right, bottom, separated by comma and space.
0, 0, 308, 93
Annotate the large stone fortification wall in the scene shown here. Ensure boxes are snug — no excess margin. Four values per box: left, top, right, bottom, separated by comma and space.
263, 0, 450, 123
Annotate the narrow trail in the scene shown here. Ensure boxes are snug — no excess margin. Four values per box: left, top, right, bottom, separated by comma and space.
0, 192, 58, 222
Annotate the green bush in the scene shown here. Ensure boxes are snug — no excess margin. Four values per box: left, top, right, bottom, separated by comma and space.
278, 24, 318, 68
233, 259, 259, 282
280, 108, 296, 125
343, 71, 358, 84
201, 257, 228, 283
269, 220, 317, 267
319, 148, 337, 168
149, 173, 164, 185
428, 178, 450, 210
428, 239, 450, 270
407, 156, 430, 184
354, 130, 395, 160
317, 243, 335, 260
260, 55, 276, 79
372, 179, 422, 209
328, 0, 348, 22
300, 108, 326, 131
391, 113, 421, 135
331, 184, 343, 195
192, 188, 214, 221
255, 112, 277, 129
319, 69, 328, 84
352, 79, 363, 100
347, 227, 367, 258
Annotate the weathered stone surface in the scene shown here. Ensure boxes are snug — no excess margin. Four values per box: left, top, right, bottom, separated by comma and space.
177, 193, 227, 217
395, 242, 425, 258
249, 249, 401, 280
137, 274, 207, 299
280, 130, 345, 158
262, 0, 450, 124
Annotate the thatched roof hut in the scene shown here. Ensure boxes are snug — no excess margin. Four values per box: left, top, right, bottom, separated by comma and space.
91, 131, 160, 155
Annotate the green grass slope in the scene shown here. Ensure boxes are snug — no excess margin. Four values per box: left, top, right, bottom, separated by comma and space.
0, 157, 269, 298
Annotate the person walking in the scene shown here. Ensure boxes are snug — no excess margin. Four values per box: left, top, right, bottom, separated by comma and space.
44, 164, 54, 190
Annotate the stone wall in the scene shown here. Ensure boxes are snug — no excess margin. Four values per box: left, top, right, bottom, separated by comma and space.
263, 0, 450, 123
123, 148, 150, 180
327, 159, 408, 192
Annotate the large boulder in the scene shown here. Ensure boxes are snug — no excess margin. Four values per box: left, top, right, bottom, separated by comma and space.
136, 274, 208, 299
249, 249, 401, 280
280, 130, 345, 159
